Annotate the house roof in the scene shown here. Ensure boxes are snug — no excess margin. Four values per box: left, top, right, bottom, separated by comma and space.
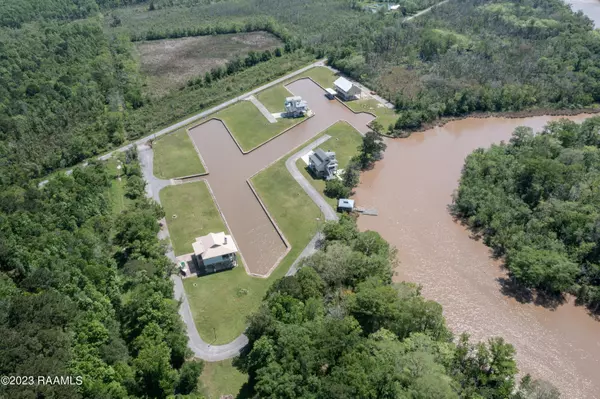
192, 232, 238, 260
334, 77, 354, 93
338, 198, 355, 208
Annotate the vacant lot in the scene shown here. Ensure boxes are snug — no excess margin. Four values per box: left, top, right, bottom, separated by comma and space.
159, 181, 226, 256
136, 32, 282, 96
256, 85, 292, 113
346, 98, 398, 132
153, 128, 206, 178
296, 121, 363, 208
199, 359, 247, 399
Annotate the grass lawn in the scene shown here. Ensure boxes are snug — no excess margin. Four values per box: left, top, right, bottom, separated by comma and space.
215, 101, 302, 152
159, 181, 225, 256
153, 128, 206, 179
346, 98, 398, 132
296, 66, 338, 88
199, 359, 248, 399
106, 158, 130, 214
256, 84, 292, 113
296, 121, 363, 209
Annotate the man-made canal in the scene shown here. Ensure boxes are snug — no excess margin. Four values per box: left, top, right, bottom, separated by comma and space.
354, 115, 600, 399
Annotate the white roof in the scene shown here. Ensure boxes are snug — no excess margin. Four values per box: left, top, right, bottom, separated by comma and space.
325, 88, 337, 95
192, 232, 238, 260
334, 77, 354, 93
389, 4, 400, 10
338, 198, 355, 208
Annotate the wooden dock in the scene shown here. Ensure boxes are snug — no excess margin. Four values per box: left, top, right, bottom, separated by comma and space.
355, 207, 378, 216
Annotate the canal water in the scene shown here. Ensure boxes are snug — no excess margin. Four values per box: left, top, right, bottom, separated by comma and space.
354, 115, 600, 398
188, 79, 373, 276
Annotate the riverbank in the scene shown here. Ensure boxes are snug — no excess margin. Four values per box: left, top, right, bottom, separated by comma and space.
354, 113, 600, 399
388, 106, 600, 138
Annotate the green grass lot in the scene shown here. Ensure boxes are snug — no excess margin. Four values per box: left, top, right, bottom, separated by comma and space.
159, 181, 226, 256
215, 100, 302, 152
294, 66, 338, 88
255, 84, 292, 113
106, 158, 131, 214
199, 359, 248, 399
346, 98, 398, 132
296, 121, 363, 208
153, 128, 206, 179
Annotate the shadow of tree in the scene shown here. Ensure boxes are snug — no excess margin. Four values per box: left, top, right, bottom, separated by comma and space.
497, 276, 566, 310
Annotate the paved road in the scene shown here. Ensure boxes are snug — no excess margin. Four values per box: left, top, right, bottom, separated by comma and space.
404, 0, 450, 21
248, 96, 277, 123
284, 135, 339, 276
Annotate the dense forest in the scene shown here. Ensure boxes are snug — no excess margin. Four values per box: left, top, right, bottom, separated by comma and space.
236, 216, 559, 398
0, 150, 205, 398
453, 117, 600, 310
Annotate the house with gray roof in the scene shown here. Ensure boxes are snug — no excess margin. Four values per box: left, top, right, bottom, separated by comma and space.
308, 148, 338, 180
284, 96, 308, 117
333, 77, 361, 100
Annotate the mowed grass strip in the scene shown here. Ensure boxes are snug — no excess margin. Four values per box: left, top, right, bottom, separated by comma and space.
296, 121, 363, 208
345, 98, 398, 132
199, 359, 248, 399
153, 129, 206, 179
180, 136, 324, 345
160, 181, 225, 256
106, 158, 131, 214
255, 84, 292, 113
214, 100, 301, 152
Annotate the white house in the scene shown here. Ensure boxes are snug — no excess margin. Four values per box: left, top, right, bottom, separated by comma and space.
284, 96, 309, 117
333, 77, 361, 100
309, 148, 338, 180
192, 232, 238, 273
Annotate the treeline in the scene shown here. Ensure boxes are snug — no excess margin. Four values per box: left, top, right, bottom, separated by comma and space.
0, 18, 143, 186
186, 46, 297, 89
128, 16, 294, 44
236, 215, 559, 398
452, 117, 600, 310
0, 150, 205, 398
0, 0, 99, 28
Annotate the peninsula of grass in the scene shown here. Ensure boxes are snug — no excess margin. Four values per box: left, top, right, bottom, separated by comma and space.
346, 98, 398, 131
159, 181, 225, 256
256, 84, 292, 113
199, 359, 248, 399
295, 121, 363, 208
178, 136, 324, 345
215, 101, 302, 152
153, 129, 206, 179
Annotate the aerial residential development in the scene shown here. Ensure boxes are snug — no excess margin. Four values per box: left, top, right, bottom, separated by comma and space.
2, 0, 600, 399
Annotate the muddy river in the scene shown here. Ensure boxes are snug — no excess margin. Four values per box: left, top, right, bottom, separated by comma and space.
354, 115, 600, 399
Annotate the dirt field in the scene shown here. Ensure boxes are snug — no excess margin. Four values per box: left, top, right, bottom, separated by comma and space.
135, 32, 282, 97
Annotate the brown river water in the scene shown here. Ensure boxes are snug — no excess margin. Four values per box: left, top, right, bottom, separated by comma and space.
354, 115, 600, 398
